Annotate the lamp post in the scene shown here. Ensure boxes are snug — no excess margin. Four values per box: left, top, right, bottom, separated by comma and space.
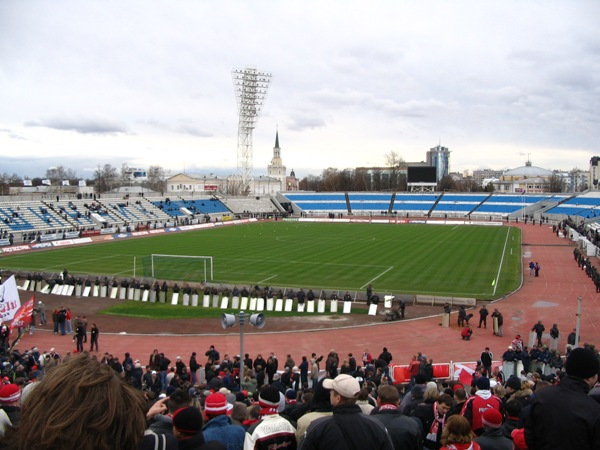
575, 296, 582, 347
222, 311, 266, 372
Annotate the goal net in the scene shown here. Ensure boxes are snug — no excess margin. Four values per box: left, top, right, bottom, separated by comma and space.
142, 254, 214, 282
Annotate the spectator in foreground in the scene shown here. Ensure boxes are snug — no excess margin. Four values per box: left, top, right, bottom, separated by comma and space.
171, 406, 225, 450
524, 347, 600, 449
474, 408, 512, 450
245, 386, 297, 449
301, 374, 393, 450
201, 392, 245, 450
0, 353, 147, 450
370, 384, 422, 450
439, 415, 481, 450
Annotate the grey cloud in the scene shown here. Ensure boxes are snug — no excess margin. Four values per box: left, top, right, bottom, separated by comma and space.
177, 122, 213, 138
286, 112, 327, 131
310, 88, 447, 118
138, 119, 213, 137
0, 128, 27, 140
25, 117, 127, 134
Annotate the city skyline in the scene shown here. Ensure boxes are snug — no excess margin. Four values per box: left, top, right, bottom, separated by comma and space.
1, 1, 598, 180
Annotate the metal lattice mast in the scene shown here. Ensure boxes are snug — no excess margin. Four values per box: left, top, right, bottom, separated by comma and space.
232, 66, 272, 195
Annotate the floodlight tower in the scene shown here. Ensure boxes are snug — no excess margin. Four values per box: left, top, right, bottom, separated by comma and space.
232, 66, 272, 195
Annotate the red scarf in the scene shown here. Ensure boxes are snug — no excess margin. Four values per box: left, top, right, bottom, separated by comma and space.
429, 402, 446, 438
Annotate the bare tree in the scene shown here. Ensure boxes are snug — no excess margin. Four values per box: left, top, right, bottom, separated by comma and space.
0, 172, 21, 195
384, 151, 404, 190
372, 169, 382, 191
354, 169, 370, 191
321, 168, 340, 191
338, 169, 355, 191
120, 163, 130, 184
458, 177, 483, 192
145, 165, 167, 195
438, 175, 457, 191
45, 166, 76, 183
299, 175, 322, 191
547, 172, 566, 193
93, 164, 119, 193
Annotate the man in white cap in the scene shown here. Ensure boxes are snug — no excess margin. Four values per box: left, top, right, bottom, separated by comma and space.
300, 374, 393, 450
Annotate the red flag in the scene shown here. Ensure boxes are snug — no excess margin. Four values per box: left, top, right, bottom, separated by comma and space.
454, 363, 476, 385
9, 294, 35, 331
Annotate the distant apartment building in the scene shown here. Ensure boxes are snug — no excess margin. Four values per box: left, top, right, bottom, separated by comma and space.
472, 169, 504, 186
426, 145, 450, 182
590, 156, 600, 189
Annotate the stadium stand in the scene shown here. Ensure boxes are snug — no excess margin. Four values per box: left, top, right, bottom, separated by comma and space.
0, 201, 72, 232
102, 198, 171, 224
0, 190, 597, 246
284, 193, 349, 214
391, 193, 440, 215
545, 192, 600, 219
431, 193, 489, 216
348, 193, 393, 213
151, 197, 230, 217
471, 193, 559, 217
220, 196, 284, 215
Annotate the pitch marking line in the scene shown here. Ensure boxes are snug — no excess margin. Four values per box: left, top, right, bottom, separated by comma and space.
493, 227, 511, 296
258, 274, 278, 284
361, 266, 394, 289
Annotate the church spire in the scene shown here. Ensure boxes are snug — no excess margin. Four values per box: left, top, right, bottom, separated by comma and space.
275, 128, 280, 149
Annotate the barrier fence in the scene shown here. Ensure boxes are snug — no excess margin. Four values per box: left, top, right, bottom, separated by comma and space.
390, 360, 503, 384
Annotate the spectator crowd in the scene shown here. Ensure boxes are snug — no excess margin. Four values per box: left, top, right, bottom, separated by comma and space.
0, 332, 599, 450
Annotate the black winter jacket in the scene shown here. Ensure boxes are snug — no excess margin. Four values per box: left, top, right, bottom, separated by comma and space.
524, 376, 600, 449
301, 403, 393, 450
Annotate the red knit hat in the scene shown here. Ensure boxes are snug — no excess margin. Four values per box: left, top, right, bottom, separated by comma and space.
204, 392, 228, 415
482, 408, 503, 428
511, 428, 527, 450
0, 384, 21, 404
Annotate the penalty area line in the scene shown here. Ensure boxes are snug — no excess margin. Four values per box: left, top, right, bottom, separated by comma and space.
361, 266, 394, 290
258, 274, 278, 284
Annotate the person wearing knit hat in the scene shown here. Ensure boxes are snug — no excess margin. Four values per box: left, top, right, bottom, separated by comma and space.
201, 393, 245, 449
0, 383, 22, 427
462, 375, 502, 436
481, 408, 503, 429
475, 407, 513, 449
0, 383, 21, 405
244, 386, 297, 450
475, 376, 490, 391
524, 347, 600, 449
172, 406, 225, 449
204, 393, 229, 416
147, 388, 192, 437
511, 428, 527, 450
302, 375, 394, 450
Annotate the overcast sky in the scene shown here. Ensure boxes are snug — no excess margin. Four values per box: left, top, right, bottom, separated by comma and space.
1, 1, 599, 180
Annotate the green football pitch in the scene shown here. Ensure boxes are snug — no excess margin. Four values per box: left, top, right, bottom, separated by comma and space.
0, 221, 522, 299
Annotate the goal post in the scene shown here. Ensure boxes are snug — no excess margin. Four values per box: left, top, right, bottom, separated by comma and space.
143, 254, 214, 283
